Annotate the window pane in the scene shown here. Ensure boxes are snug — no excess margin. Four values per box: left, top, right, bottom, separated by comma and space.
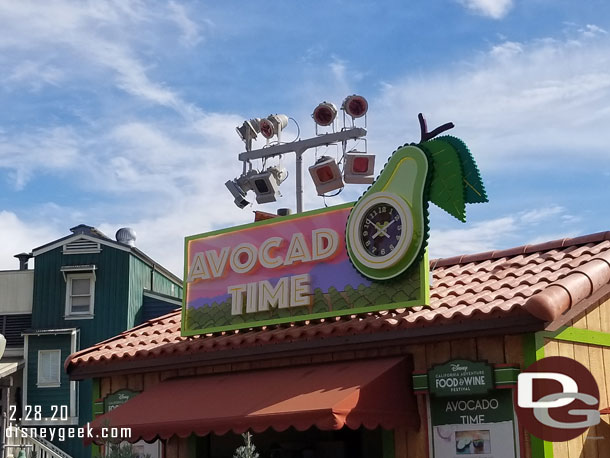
39, 351, 61, 385
71, 278, 90, 295
71, 296, 90, 307
71, 304, 91, 313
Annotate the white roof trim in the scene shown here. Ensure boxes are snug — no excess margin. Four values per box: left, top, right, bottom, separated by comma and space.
33, 234, 131, 257
60, 265, 97, 272
0, 361, 23, 378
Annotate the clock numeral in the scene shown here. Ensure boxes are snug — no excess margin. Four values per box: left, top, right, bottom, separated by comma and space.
371, 246, 377, 253
365, 240, 371, 247
394, 215, 400, 221
381, 206, 387, 213
397, 225, 402, 231
363, 231, 368, 236
389, 244, 395, 250
380, 249, 386, 255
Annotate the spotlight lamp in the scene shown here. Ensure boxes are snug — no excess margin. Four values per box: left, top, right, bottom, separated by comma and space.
344, 152, 375, 184
236, 118, 261, 141
225, 177, 251, 209
312, 102, 337, 126
308, 156, 344, 195
342, 94, 368, 119
250, 168, 283, 204
260, 114, 289, 139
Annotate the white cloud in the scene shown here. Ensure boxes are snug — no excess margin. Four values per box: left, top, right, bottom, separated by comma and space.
0, 211, 62, 270
0, 0, 203, 118
168, 1, 205, 47
429, 206, 580, 260
580, 24, 607, 38
458, 0, 513, 19
4, 60, 64, 90
371, 27, 610, 170
0, 127, 81, 189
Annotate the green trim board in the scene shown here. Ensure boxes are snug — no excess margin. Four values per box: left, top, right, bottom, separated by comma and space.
539, 326, 610, 347
182, 203, 429, 336
92, 379, 102, 458
522, 333, 551, 458
381, 429, 394, 458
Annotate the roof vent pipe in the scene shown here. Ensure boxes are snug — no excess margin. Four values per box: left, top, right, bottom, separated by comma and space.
116, 227, 137, 247
14, 253, 33, 271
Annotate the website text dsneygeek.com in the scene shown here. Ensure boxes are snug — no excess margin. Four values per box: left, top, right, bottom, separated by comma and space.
6, 424, 132, 442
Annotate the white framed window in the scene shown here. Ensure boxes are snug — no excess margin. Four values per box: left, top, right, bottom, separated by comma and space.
65, 273, 95, 318
37, 349, 61, 387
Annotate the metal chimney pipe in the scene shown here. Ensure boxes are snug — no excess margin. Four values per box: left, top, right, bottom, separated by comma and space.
14, 253, 32, 271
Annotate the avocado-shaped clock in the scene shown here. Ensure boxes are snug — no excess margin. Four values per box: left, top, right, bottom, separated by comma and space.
346, 114, 488, 281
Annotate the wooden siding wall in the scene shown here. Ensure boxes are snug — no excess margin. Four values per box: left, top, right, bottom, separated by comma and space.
394, 334, 528, 458
98, 333, 527, 458
127, 257, 183, 328
127, 256, 152, 328
32, 247, 130, 346
544, 295, 610, 458
152, 270, 183, 298
27, 334, 73, 418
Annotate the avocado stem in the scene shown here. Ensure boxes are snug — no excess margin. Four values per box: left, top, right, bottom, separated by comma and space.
418, 113, 455, 143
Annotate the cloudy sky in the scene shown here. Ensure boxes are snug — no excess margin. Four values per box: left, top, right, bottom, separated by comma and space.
1, 0, 609, 276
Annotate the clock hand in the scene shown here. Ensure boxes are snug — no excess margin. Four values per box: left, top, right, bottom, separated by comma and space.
373, 219, 396, 239
366, 218, 385, 239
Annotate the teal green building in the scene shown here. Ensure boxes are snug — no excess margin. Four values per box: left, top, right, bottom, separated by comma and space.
22, 225, 182, 457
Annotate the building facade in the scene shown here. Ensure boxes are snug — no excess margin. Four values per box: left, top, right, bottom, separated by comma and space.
66, 227, 610, 458
1, 224, 182, 458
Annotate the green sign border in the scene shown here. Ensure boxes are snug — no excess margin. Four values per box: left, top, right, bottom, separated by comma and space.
181, 203, 430, 336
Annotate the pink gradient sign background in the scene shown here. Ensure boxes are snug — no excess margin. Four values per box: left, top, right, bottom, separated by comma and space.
185, 206, 363, 309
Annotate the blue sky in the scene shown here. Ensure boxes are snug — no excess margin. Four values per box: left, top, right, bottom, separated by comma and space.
1, 0, 609, 276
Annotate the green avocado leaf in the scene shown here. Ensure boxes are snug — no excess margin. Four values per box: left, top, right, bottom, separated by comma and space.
438, 135, 488, 204
420, 139, 466, 222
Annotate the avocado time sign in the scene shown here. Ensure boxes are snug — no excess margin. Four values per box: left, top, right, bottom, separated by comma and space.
182, 116, 488, 336
423, 360, 519, 458
182, 204, 429, 335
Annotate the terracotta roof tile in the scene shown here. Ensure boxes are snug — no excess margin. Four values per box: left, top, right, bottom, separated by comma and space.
66, 231, 610, 374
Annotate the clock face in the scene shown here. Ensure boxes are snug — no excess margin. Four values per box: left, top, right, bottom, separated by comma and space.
360, 204, 402, 257
346, 191, 414, 273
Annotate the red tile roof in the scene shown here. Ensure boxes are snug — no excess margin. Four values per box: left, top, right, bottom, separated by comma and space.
66, 231, 610, 375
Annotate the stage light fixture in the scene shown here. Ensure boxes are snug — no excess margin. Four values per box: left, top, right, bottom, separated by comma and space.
260, 114, 289, 139
312, 102, 337, 126
225, 178, 251, 209
236, 118, 261, 142
250, 168, 283, 204
308, 156, 344, 195
343, 152, 375, 184
342, 95, 368, 118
